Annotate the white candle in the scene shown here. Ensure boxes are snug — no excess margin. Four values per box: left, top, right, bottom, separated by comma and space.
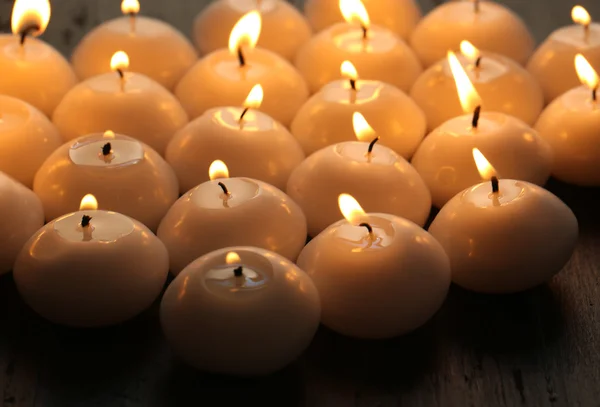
158, 160, 307, 274
0, 95, 62, 188
33, 131, 179, 231
287, 112, 431, 237
0, 172, 44, 275
291, 61, 426, 158
160, 247, 320, 376
297, 194, 450, 339
71, 0, 197, 91
429, 149, 578, 294
14, 194, 169, 327
166, 85, 305, 193
0, 0, 77, 116
535, 54, 600, 186
52, 51, 189, 156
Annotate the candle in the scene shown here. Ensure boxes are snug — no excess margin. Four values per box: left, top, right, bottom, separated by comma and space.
429, 149, 578, 294
0, 0, 77, 117
410, 0, 534, 68
527, 6, 600, 103
291, 61, 426, 158
166, 84, 305, 193
304, 0, 422, 41
176, 11, 309, 127
14, 194, 169, 327
160, 247, 320, 376
287, 112, 431, 237
193, 0, 312, 61
294, 0, 422, 94
52, 51, 189, 156
33, 131, 179, 231
411, 51, 552, 208
0, 95, 62, 188
0, 172, 44, 275
297, 194, 450, 339
410, 41, 544, 130
70, 0, 197, 91
534, 54, 600, 186
157, 160, 307, 274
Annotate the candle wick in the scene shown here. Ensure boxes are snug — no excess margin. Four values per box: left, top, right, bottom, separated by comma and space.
233, 266, 243, 277
359, 222, 373, 235
116, 69, 126, 91
239, 107, 249, 122
81, 215, 93, 228
350, 79, 357, 91
218, 181, 230, 196
367, 136, 380, 154
129, 12, 136, 33
593, 87, 597, 102
102, 142, 112, 156
361, 25, 368, 40
584, 24, 590, 42
18, 25, 40, 46
472, 105, 482, 128
475, 56, 482, 69
237, 47, 246, 67
491, 176, 499, 194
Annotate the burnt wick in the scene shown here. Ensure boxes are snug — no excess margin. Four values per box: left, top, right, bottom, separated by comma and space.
367, 137, 380, 154
218, 182, 230, 195
237, 47, 245, 67
359, 222, 373, 234
81, 215, 92, 228
102, 142, 112, 156
491, 176, 499, 194
19, 25, 40, 45
233, 266, 243, 277
472, 105, 482, 128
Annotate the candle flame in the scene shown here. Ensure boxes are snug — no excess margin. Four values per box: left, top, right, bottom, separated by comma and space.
448, 51, 482, 114
340, 60, 358, 81
209, 160, 229, 180
11, 0, 51, 37
460, 40, 480, 63
121, 0, 140, 15
103, 130, 115, 139
338, 193, 366, 225
225, 251, 241, 265
228, 11, 262, 56
352, 112, 376, 142
339, 0, 370, 30
243, 84, 264, 110
572, 5, 591, 26
472, 148, 497, 181
575, 54, 599, 89
110, 51, 129, 72
80, 194, 98, 211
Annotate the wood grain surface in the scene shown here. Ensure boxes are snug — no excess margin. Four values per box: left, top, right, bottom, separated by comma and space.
0, 1, 599, 406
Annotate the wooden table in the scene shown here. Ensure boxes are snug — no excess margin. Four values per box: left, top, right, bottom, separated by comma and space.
0, 1, 599, 406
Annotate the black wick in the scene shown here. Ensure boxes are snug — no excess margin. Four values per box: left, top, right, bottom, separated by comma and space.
239, 107, 249, 121
237, 47, 245, 67
491, 176, 499, 194
475, 56, 482, 68
81, 215, 92, 228
19, 25, 40, 45
233, 266, 243, 277
472, 105, 481, 128
361, 25, 368, 40
367, 137, 380, 154
593, 87, 597, 102
218, 182, 229, 195
359, 222, 373, 234
102, 142, 112, 156
350, 78, 357, 90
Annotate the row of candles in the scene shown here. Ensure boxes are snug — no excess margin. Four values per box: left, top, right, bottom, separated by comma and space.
0, 0, 595, 376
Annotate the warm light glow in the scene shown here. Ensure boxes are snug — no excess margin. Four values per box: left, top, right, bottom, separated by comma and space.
340, 60, 358, 81
228, 11, 262, 55
472, 148, 497, 181
243, 84, 264, 110
11, 0, 51, 36
225, 251, 241, 265
448, 51, 482, 114
79, 194, 98, 211
575, 54, 599, 89
572, 5, 591, 26
338, 193, 366, 225
121, 0, 140, 15
352, 112, 376, 142
460, 40, 480, 63
209, 160, 230, 180
103, 130, 115, 139
339, 0, 370, 29
110, 51, 129, 72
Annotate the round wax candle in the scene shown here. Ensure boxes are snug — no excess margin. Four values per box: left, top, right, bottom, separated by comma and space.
161, 247, 321, 376
0, 172, 44, 275
0, 95, 62, 188
71, 4, 197, 91
14, 199, 169, 327
34, 132, 178, 231
410, 0, 534, 68
193, 0, 312, 61
297, 196, 450, 339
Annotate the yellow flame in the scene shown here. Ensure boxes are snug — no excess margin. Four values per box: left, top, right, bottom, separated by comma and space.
448, 51, 482, 114
110, 51, 129, 72
228, 11, 261, 55
338, 193, 366, 225
11, 0, 51, 36
225, 251, 241, 265
103, 130, 115, 139
340, 60, 358, 81
460, 40, 480, 63
352, 112, 376, 142
80, 194, 98, 211
339, 0, 370, 29
121, 0, 140, 15
575, 54, 599, 89
572, 5, 591, 26
209, 160, 229, 180
243, 84, 264, 109
472, 148, 497, 181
